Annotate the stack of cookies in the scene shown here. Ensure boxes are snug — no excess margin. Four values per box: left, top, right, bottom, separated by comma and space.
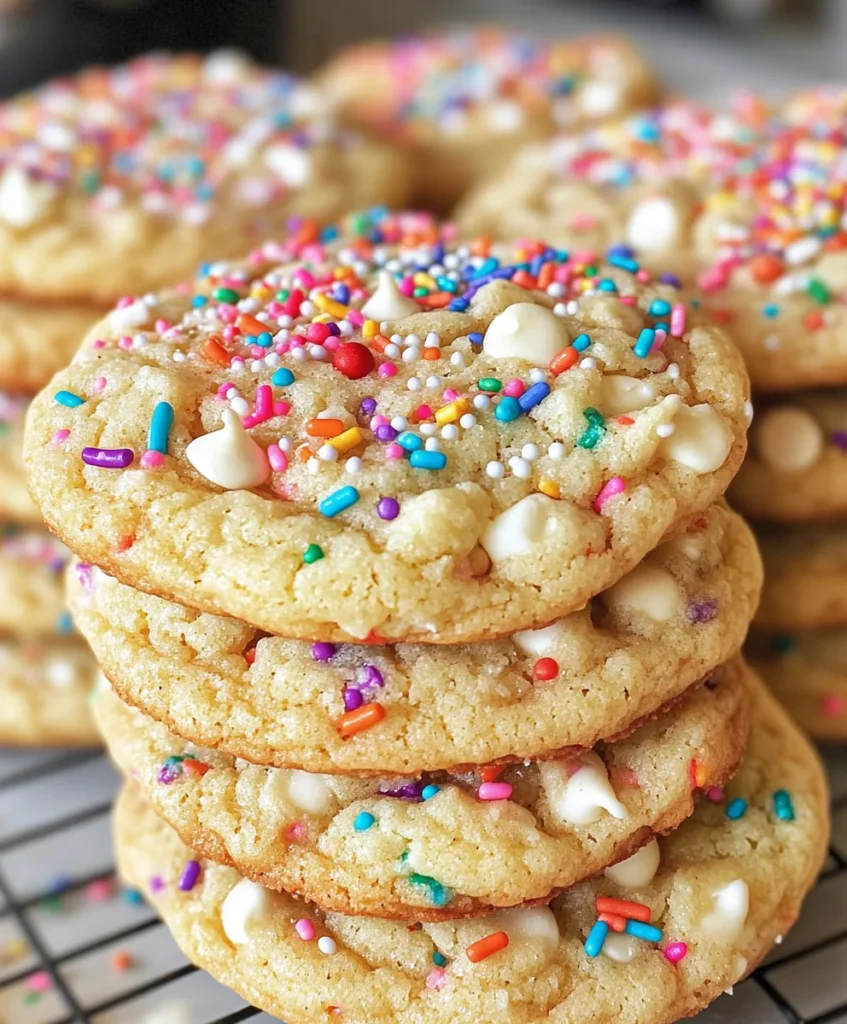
0, 48, 413, 745
458, 91, 847, 742
24, 218, 828, 1023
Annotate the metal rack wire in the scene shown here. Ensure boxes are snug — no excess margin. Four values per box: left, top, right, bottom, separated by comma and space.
0, 745, 845, 1024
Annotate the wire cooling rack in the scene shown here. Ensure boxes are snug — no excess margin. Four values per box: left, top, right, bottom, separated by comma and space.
0, 745, 845, 1024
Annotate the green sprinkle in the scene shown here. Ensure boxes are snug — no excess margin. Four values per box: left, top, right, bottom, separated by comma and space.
808, 278, 830, 305
577, 407, 606, 450
303, 544, 324, 564
409, 873, 451, 907
773, 789, 795, 821
213, 287, 240, 303
413, 287, 429, 298
478, 377, 503, 393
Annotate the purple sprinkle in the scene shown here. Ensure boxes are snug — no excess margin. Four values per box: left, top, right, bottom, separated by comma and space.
375, 424, 397, 443
312, 642, 337, 662
81, 446, 134, 469
178, 860, 202, 892
343, 686, 363, 711
74, 562, 94, 596
378, 781, 424, 801
358, 664, 385, 690
377, 497, 400, 520
150, 875, 165, 893
659, 272, 682, 289
832, 431, 847, 451
157, 763, 181, 785
688, 599, 718, 624
359, 397, 377, 417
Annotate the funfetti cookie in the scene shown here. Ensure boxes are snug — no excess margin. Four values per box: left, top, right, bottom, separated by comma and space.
0, 639, 99, 746
458, 94, 847, 393
114, 674, 827, 1024
69, 504, 761, 775
0, 526, 72, 637
0, 391, 41, 523
731, 391, 847, 522
317, 27, 658, 211
0, 51, 409, 392
748, 629, 847, 741
27, 234, 751, 644
96, 659, 749, 921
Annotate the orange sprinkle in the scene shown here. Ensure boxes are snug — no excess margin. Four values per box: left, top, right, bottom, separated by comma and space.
616, 416, 635, 426
202, 337, 231, 366
182, 759, 211, 778
748, 253, 784, 284
550, 347, 578, 375
470, 236, 493, 258
116, 534, 135, 552
511, 269, 537, 290
237, 313, 268, 336
336, 702, 386, 739
416, 291, 453, 310
296, 445, 314, 463
689, 757, 707, 788
244, 647, 257, 665
537, 262, 555, 290
370, 334, 391, 353
596, 897, 651, 923
466, 931, 509, 963
538, 478, 560, 499
422, 347, 441, 360
804, 310, 825, 330
598, 912, 628, 933
480, 764, 505, 783
306, 418, 344, 438
111, 951, 134, 972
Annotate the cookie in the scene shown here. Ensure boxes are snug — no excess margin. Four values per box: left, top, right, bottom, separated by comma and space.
0, 299, 104, 393
114, 674, 828, 1024
318, 28, 657, 210
755, 523, 847, 630
27, 235, 750, 644
69, 504, 762, 775
0, 526, 72, 637
457, 95, 847, 392
0, 391, 40, 523
748, 630, 847, 740
731, 392, 847, 521
0, 639, 99, 746
0, 51, 409, 307
96, 658, 749, 920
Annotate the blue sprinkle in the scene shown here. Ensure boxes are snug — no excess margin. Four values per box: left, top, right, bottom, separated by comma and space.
495, 396, 522, 422
467, 332, 484, 346
354, 811, 375, 832
634, 328, 656, 358
474, 257, 499, 278
606, 244, 634, 260
572, 333, 591, 352
726, 797, 748, 820
272, 368, 295, 387
432, 952, 447, 967
422, 785, 440, 800
649, 298, 672, 316
191, 295, 208, 308
147, 401, 174, 455
653, 321, 669, 333
56, 611, 73, 635
597, 278, 618, 292
319, 485, 360, 517
123, 888, 144, 906
584, 920, 608, 958
518, 382, 551, 412
608, 255, 639, 273
55, 390, 85, 408
762, 303, 780, 319
396, 431, 423, 452
410, 450, 447, 470
254, 331, 273, 348
625, 920, 663, 943
436, 276, 458, 293
773, 790, 795, 821
448, 298, 469, 312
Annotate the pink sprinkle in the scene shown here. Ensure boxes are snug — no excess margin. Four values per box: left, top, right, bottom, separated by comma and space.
295, 918, 316, 941
823, 695, 846, 717
503, 379, 525, 398
118, 336, 133, 350
593, 476, 626, 513
267, 444, 288, 472
347, 310, 365, 327
27, 971, 51, 992
385, 443, 405, 460
442, 388, 459, 401
92, 339, 106, 349
651, 328, 668, 351
274, 401, 291, 417
93, 376, 107, 393
568, 213, 597, 230
218, 305, 238, 324
370, 414, 390, 429
399, 276, 415, 297
324, 336, 341, 352
140, 450, 165, 469
670, 304, 686, 337
664, 942, 688, 964
221, 325, 237, 340
378, 363, 398, 379
478, 782, 513, 801
216, 383, 232, 399
51, 429, 70, 447
619, 295, 637, 305
86, 878, 113, 902
706, 786, 724, 803
294, 268, 316, 289
425, 968, 447, 990
116, 296, 133, 309
635, 270, 651, 283
416, 404, 434, 420
154, 319, 171, 333
286, 821, 307, 842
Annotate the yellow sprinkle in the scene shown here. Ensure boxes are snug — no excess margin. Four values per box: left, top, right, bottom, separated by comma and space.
413, 272, 437, 290
538, 478, 560, 499
311, 312, 334, 324
363, 319, 380, 339
312, 293, 348, 319
251, 285, 273, 301
327, 426, 363, 454
435, 398, 471, 426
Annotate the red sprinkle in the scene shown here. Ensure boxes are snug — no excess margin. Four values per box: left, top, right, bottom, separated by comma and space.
333, 342, 375, 379
533, 657, 559, 681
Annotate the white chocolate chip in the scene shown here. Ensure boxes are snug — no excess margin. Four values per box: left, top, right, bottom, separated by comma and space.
702, 880, 749, 943
481, 494, 560, 563
512, 620, 567, 657
0, 165, 56, 228
577, 79, 622, 117
602, 932, 640, 963
285, 770, 331, 815
221, 878, 273, 945
754, 406, 824, 473
605, 565, 681, 622
626, 195, 681, 253
604, 839, 661, 888
185, 409, 270, 490
264, 144, 312, 187
541, 752, 627, 826
490, 906, 560, 952
482, 303, 569, 367
660, 403, 734, 475
361, 271, 420, 322
599, 375, 657, 416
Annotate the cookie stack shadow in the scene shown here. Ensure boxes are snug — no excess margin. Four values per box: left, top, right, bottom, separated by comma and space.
23, 232, 830, 1023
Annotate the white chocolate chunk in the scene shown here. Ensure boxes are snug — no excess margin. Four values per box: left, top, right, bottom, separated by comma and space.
605, 565, 681, 622
487, 100, 525, 132
0, 165, 56, 228
512, 620, 567, 657
221, 878, 273, 945
626, 196, 681, 253
542, 752, 627, 826
481, 494, 560, 563
603, 932, 640, 963
265, 144, 312, 188
672, 533, 706, 561
186, 409, 270, 490
286, 769, 331, 815
46, 659, 77, 689
482, 303, 569, 367
361, 270, 420, 321
604, 839, 661, 887
578, 79, 622, 117
660, 403, 733, 474
109, 299, 151, 334
755, 406, 823, 473
702, 879, 749, 943
491, 906, 560, 952
599, 375, 657, 416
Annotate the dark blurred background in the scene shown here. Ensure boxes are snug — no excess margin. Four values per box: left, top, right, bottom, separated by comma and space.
0, 0, 841, 99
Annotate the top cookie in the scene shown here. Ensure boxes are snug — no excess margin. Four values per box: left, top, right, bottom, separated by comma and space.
26, 233, 749, 642
318, 28, 658, 209
0, 51, 409, 305
457, 95, 847, 392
